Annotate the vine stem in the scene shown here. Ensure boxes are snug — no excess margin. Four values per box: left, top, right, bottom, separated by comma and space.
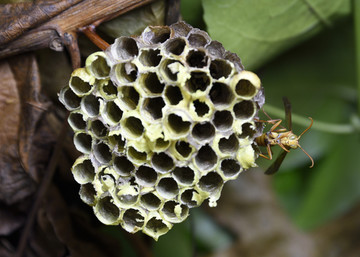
355, 0, 360, 115
263, 104, 355, 134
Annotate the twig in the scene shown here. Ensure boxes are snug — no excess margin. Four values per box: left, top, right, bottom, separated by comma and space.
80, 25, 110, 51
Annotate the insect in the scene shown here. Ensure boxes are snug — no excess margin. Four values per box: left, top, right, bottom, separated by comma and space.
255, 97, 314, 175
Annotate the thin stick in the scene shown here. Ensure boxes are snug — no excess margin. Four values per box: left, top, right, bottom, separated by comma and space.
81, 25, 110, 51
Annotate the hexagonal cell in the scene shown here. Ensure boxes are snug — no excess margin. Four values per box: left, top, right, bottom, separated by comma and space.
118, 86, 139, 110
123, 116, 144, 138
113, 156, 134, 176
154, 138, 170, 151
187, 31, 210, 47
161, 59, 184, 81
173, 166, 195, 185
122, 208, 145, 232
117, 185, 139, 206
100, 80, 117, 99
186, 50, 208, 68
161, 201, 189, 223
135, 165, 157, 186
186, 71, 211, 93
151, 152, 174, 173
165, 38, 186, 55
156, 177, 179, 199
139, 48, 162, 67
68, 112, 86, 131
235, 78, 257, 97
218, 134, 239, 153
114, 62, 138, 83
174, 141, 192, 158
142, 72, 165, 94
103, 101, 123, 124
210, 59, 232, 79
99, 173, 115, 189
166, 113, 191, 136
198, 172, 223, 193
238, 122, 257, 139
127, 146, 147, 164
192, 122, 215, 143
212, 110, 233, 131
90, 119, 108, 138
233, 100, 255, 119
59, 87, 81, 110
221, 159, 241, 178
87, 54, 110, 78
74, 132, 92, 154
72, 158, 95, 184
164, 86, 183, 105
143, 97, 165, 120
192, 99, 210, 117
93, 142, 112, 164
108, 134, 126, 153
195, 144, 218, 171
114, 37, 139, 60
144, 216, 170, 240
140, 193, 161, 210
206, 41, 225, 59
209, 82, 234, 107
79, 183, 96, 206
180, 189, 200, 208
81, 94, 100, 117
142, 26, 171, 44
95, 196, 120, 225
70, 76, 92, 95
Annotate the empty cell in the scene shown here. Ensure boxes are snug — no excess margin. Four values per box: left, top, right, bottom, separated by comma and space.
123, 208, 145, 230
198, 172, 223, 193
175, 141, 192, 158
152, 152, 174, 173
167, 114, 191, 135
213, 110, 233, 130
233, 100, 255, 119
206, 41, 225, 58
155, 138, 170, 150
93, 142, 112, 164
95, 196, 120, 224
143, 97, 165, 120
108, 134, 126, 153
70, 76, 92, 95
143, 72, 165, 94
235, 79, 256, 97
82, 95, 100, 117
127, 147, 147, 163
180, 189, 199, 207
143, 26, 170, 44
61, 87, 81, 110
218, 134, 239, 153
188, 32, 209, 47
165, 86, 183, 105
145, 217, 169, 238
90, 119, 108, 138
113, 156, 134, 176
135, 165, 157, 186
139, 49, 162, 67
192, 100, 210, 117
118, 189, 138, 206
186, 72, 211, 93
221, 159, 241, 177
162, 201, 189, 221
74, 132, 92, 154
115, 37, 139, 60
115, 62, 138, 83
173, 166, 195, 185
165, 38, 186, 55
161, 59, 183, 81
100, 81, 117, 98
104, 101, 123, 124
210, 59, 232, 79
156, 177, 179, 199
209, 82, 234, 107
195, 145, 218, 171
123, 116, 144, 138
68, 112, 86, 131
192, 122, 215, 142
186, 50, 208, 68
140, 193, 161, 210
90, 55, 110, 78
79, 183, 96, 205
239, 122, 256, 138
119, 86, 139, 110
72, 159, 95, 184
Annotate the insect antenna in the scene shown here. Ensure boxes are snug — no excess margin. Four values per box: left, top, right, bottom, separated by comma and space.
297, 144, 315, 168
298, 117, 314, 138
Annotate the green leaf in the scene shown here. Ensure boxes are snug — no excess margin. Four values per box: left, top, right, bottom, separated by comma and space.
203, 0, 351, 69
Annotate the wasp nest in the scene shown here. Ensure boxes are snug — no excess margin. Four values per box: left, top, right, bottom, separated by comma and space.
59, 22, 264, 240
